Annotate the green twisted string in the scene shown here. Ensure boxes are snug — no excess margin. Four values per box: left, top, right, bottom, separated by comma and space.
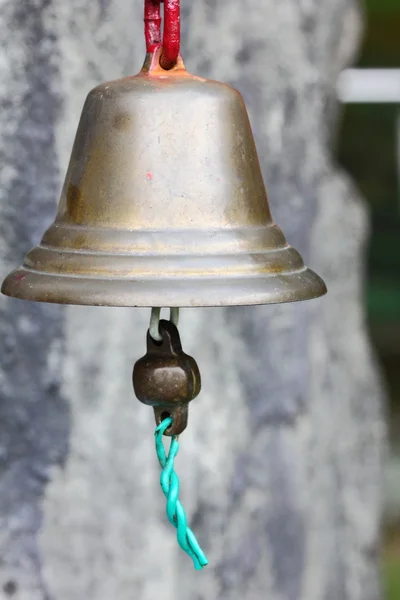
155, 417, 209, 570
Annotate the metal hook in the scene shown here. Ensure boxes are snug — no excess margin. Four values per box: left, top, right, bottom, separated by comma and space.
149, 307, 180, 342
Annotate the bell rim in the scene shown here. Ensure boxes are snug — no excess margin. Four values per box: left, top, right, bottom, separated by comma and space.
1, 267, 327, 308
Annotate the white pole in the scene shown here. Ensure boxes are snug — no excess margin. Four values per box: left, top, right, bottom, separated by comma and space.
337, 69, 400, 103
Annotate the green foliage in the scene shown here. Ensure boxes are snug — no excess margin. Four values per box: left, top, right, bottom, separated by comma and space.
367, 0, 400, 13
368, 282, 400, 321
384, 558, 400, 600
338, 105, 397, 213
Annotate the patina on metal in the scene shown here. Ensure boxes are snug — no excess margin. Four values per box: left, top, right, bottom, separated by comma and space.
133, 319, 201, 436
1, 47, 327, 307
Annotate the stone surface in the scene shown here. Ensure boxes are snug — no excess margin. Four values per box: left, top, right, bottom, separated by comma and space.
0, 1, 386, 599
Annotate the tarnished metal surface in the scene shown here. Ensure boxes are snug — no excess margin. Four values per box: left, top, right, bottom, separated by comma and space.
1, 49, 327, 307
133, 319, 201, 436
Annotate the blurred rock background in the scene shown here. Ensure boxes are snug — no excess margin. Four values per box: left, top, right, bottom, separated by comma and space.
0, 0, 395, 599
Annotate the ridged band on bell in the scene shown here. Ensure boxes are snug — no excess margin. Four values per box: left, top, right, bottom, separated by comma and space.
1, 50, 327, 307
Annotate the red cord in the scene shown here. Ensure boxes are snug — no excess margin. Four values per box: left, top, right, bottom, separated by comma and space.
144, 0, 180, 69
144, 0, 162, 51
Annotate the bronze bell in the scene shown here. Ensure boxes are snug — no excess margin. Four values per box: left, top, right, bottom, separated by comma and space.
1, 48, 326, 307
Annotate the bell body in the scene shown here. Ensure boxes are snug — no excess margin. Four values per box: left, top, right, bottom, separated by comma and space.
2, 50, 326, 307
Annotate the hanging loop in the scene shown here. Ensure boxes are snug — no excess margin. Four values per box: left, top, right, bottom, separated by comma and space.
149, 307, 179, 342
144, 0, 181, 70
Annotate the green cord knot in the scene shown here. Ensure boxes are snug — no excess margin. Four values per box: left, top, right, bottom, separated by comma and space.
155, 417, 208, 570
